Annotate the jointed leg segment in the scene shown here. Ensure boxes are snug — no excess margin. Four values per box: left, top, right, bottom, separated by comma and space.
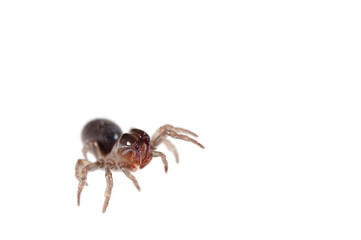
121, 168, 141, 192
152, 129, 204, 149
75, 159, 100, 206
152, 124, 198, 139
149, 124, 204, 171
102, 164, 113, 213
152, 151, 168, 173
163, 139, 179, 163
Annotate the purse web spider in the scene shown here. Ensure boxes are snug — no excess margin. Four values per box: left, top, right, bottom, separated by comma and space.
75, 119, 204, 213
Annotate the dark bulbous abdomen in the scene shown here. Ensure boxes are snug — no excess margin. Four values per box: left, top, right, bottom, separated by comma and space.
81, 119, 122, 155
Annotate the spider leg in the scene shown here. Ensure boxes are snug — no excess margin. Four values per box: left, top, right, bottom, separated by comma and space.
82, 140, 102, 161
151, 124, 198, 140
102, 164, 113, 213
152, 129, 205, 149
76, 160, 100, 206
172, 126, 198, 137
121, 168, 141, 191
152, 151, 169, 173
75, 159, 92, 181
163, 139, 179, 163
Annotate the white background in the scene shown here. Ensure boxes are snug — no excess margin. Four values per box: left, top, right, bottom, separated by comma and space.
0, 1, 360, 239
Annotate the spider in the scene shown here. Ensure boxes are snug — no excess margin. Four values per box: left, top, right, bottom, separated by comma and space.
75, 119, 204, 213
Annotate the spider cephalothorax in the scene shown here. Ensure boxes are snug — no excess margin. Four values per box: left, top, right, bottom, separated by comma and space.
75, 119, 204, 213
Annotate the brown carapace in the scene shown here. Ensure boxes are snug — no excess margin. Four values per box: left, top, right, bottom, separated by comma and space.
75, 119, 204, 213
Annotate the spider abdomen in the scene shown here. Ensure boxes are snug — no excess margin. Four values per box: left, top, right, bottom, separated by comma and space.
81, 119, 122, 156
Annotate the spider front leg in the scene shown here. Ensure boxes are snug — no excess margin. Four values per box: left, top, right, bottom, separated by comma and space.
151, 128, 205, 149
75, 159, 100, 206
152, 124, 199, 139
149, 125, 204, 170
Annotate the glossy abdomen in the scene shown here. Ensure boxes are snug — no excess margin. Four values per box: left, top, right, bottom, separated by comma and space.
81, 119, 122, 155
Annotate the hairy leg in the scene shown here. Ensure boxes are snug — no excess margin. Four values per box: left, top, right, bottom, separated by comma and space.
102, 165, 113, 213
121, 168, 141, 191
76, 160, 100, 206
75, 159, 92, 181
152, 151, 168, 173
151, 124, 198, 141
163, 139, 179, 163
151, 129, 204, 149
